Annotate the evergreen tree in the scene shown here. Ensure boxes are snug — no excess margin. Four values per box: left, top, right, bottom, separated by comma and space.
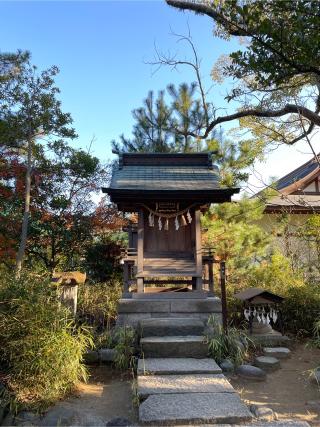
112, 90, 172, 153
0, 52, 75, 275
167, 82, 205, 152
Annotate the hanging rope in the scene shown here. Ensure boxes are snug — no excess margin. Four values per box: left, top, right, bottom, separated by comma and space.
141, 203, 197, 219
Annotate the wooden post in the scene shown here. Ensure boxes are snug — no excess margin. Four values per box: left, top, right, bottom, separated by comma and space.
123, 261, 130, 297
208, 259, 214, 296
203, 262, 209, 291
60, 284, 78, 316
194, 209, 203, 292
137, 209, 144, 293
220, 261, 228, 333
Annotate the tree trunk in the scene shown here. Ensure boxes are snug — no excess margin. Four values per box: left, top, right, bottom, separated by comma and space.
15, 139, 32, 278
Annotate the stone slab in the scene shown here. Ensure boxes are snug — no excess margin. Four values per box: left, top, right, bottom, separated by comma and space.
250, 404, 274, 422
237, 423, 311, 427
140, 335, 207, 358
193, 422, 311, 427
118, 299, 170, 313
99, 348, 115, 363
138, 374, 234, 399
139, 318, 204, 337
219, 359, 234, 373
139, 392, 253, 425
254, 356, 280, 371
137, 358, 222, 375
263, 347, 291, 359
84, 350, 99, 364
133, 292, 205, 299
249, 334, 292, 347
118, 297, 222, 315
236, 364, 266, 381
170, 297, 222, 313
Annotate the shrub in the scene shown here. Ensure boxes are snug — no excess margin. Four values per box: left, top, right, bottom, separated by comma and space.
281, 285, 320, 336
76, 277, 122, 331
113, 326, 136, 371
0, 273, 92, 411
83, 231, 127, 282
244, 252, 305, 294
225, 252, 320, 336
205, 316, 253, 366
312, 318, 320, 349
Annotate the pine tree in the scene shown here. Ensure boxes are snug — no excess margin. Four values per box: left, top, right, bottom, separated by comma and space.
0, 52, 76, 276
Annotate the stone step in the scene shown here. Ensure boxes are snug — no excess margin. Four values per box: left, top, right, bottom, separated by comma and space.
138, 373, 234, 399
140, 336, 208, 358
254, 356, 281, 371
139, 318, 204, 337
216, 423, 311, 427
183, 422, 311, 427
139, 392, 253, 425
249, 334, 292, 348
236, 364, 267, 381
174, 422, 311, 427
263, 347, 291, 359
137, 358, 222, 375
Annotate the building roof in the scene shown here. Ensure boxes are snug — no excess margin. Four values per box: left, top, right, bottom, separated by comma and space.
253, 154, 320, 213
102, 153, 239, 209
274, 154, 319, 192
234, 287, 284, 303
265, 194, 320, 213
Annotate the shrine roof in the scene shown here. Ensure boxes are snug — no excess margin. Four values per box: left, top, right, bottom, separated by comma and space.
106, 153, 221, 191
102, 153, 239, 210
102, 153, 239, 207
234, 287, 284, 302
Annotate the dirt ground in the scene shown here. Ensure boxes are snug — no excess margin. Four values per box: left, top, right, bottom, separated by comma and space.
20, 343, 319, 426
38, 367, 138, 426
230, 342, 320, 426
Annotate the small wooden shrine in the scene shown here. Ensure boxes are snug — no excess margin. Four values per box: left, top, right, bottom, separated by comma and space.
235, 287, 285, 336
102, 153, 239, 326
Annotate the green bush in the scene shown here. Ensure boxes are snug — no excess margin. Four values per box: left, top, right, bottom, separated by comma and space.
113, 326, 136, 371
206, 316, 253, 366
281, 285, 320, 336
76, 277, 122, 331
312, 318, 320, 348
226, 252, 320, 336
0, 273, 92, 411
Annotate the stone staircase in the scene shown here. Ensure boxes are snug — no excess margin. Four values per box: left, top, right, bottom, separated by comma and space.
137, 317, 253, 425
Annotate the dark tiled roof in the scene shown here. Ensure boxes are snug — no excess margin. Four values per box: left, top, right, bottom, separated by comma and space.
234, 287, 284, 302
110, 166, 220, 191
109, 153, 221, 192
275, 155, 319, 191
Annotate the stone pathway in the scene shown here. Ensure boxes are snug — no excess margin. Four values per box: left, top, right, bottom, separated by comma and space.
231, 343, 319, 426
137, 318, 253, 425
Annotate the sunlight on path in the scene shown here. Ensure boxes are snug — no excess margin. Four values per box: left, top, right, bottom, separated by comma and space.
231, 343, 320, 426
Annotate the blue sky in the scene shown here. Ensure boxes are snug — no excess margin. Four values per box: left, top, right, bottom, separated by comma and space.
0, 1, 239, 162
0, 0, 316, 194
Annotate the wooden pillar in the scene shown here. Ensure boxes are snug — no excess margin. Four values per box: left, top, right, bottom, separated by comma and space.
203, 262, 209, 291
137, 209, 144, 293
220, 261, 228, 333
194, 209, 203, 292
208, 259, 214, 296
123, 261, 130, 297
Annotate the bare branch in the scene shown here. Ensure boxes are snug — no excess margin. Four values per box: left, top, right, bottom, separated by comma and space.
177, 103, 320, 141
148, 31, 210, 127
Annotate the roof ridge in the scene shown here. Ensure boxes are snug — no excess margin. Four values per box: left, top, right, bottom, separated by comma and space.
275, 153, 320, 190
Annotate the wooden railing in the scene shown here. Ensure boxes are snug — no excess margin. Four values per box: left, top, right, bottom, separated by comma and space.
120, 246, 228, 331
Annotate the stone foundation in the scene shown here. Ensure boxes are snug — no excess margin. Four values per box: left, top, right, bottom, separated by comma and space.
116, 296, 222, 328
